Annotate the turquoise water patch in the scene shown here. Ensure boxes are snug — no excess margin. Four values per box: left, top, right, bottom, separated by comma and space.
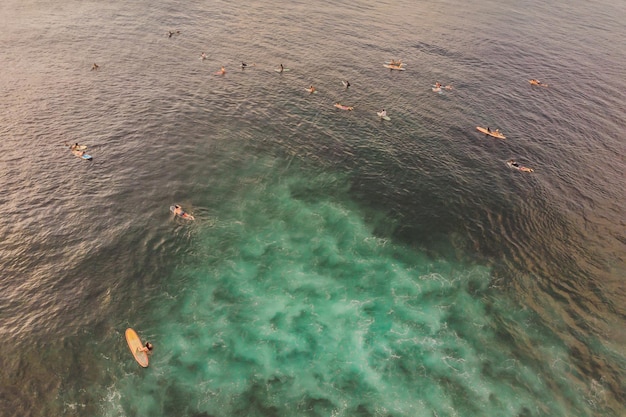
103, 159, 587, 417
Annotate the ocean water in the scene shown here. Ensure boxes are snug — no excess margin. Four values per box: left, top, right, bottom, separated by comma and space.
1, 0, 625, 416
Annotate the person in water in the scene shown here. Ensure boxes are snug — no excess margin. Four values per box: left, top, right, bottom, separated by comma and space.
487, 127, 491, 133
278, 64, 284, 73
137, 342, 153, 354
308, 85, 316, 93
344, 80, 350, 88
173, 205, 183, 216
380, 109, 387, 117
241, 62, 247, 68
91, 63, 99, 71
217, 66, 226, 75
200, 52, 207, 60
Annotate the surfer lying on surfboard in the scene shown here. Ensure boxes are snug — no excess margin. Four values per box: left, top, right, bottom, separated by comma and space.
172, 204, 195, 220
507, 160, 534, 172
433, 82, 453, 91
334, 103, 353, 111
476, 126, 506, 139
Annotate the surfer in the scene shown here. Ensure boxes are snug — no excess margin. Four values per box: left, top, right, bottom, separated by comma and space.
173, 205, 183, 216
241, 62, 247, 69
217, 66, 226, 75
487, 127, 491, 133
91, 63, 99, 71
200, 52, 207, 60
507, 160, 534, 172
335, 103, 353, 111
137, 341, 153, 354
307, 85, 316, 93
380, 109, 387, 117
278, 63, 284, 73
344, 80, 350, 89
72, 148, 87, 158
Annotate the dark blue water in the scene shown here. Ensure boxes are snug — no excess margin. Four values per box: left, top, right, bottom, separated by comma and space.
1, 0, 624, 416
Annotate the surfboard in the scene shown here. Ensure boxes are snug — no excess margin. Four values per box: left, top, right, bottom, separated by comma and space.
125, 328, 149, 368
305, 88, 318, 94
432, 87, 442, 93
385, 62, 405, 67
170, 205, 195, 220
334, 103, 353, 111
377, 112, 391, 121
214, 71, 226, 76
476, 126, 506, 139
274, 68, 290, 72
384, 64, 405, 71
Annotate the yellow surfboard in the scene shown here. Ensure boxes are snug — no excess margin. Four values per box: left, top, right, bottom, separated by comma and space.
125, 328, 149, 368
